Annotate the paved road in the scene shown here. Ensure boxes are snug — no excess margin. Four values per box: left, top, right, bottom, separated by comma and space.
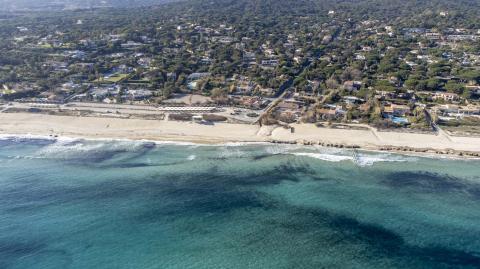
424, 108, 453, 142
256, 59, 314, 124
2, 101, 262, 124
256, 90, 288, 124
273, 58, 312, 98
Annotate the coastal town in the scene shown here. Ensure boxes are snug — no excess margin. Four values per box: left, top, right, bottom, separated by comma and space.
1, 0, 480, 148
3, 2, 480, 269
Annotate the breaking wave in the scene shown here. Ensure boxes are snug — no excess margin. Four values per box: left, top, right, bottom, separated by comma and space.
292, 152, 352, 162
291, 151, 413, 166
0, 134, 438, 166
33, 139, 150, 160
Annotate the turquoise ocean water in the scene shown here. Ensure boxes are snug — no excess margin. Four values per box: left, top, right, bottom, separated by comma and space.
0, 137, 480, 269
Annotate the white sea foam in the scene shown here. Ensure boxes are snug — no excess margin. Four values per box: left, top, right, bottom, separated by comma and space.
292, 152, 353, 162
7, 155, 43, 160
264, 144, 303, 155
33, 138, 149, 159
291, 151, 412, 166
0, 133, 56, 141
218, 147, 249, 158
356, 154, 408, 166
35, 140, 102, 158
0, 133, 468, 162
219, 142, 270, 147
150, 140, 200, 146
187, 154, 196, 161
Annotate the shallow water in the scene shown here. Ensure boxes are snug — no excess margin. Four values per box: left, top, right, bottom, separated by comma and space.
0, 137, 480, 269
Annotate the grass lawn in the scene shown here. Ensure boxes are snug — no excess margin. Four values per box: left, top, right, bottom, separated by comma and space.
124, 79, 151, 84
38, 44, 53, 49
94, 73, 130, 83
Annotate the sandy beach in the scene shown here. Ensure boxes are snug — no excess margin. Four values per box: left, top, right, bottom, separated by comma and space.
1, 113, 480, 155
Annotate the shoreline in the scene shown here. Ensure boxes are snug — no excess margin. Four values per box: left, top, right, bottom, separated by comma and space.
1, 112, 480, 159
2, 131, 478, 161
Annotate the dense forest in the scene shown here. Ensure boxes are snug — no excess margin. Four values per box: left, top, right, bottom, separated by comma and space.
0, 0, 180, 11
